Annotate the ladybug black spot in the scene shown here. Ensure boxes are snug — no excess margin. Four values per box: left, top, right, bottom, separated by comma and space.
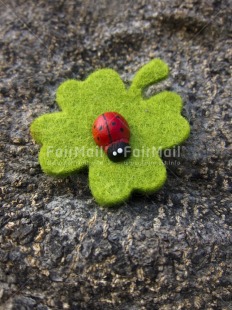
99, 126, 103, 130
97, 137, 100, 141
94, 125, 96, 128
112, 122, 116, 126
120, 128, 124, 132
116, 115, 120, 119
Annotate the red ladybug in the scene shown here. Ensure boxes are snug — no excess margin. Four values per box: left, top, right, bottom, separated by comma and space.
92, 112, 131, 162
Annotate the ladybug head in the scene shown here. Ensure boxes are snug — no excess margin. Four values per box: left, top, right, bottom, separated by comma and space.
107, 141, 131, 162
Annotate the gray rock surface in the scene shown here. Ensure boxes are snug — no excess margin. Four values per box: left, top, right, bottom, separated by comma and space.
1, 0, 231, 309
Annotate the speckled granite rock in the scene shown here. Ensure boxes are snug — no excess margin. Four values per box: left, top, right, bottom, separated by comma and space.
0, 0, 231, 309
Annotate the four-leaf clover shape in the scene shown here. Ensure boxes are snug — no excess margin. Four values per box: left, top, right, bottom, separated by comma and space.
30, 59, 190, 206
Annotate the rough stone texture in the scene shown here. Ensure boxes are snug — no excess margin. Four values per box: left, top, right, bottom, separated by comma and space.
0, 0, 232, 309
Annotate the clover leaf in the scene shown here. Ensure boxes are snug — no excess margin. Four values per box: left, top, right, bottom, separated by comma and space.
30, 59, 190, 206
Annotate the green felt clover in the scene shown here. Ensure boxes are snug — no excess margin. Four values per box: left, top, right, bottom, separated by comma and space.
30, 59, 190, 206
